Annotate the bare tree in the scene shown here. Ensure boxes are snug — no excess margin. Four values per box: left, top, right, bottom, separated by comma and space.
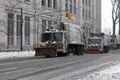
111, 0, 119, 36
118, 0, 120, 35
0, 0, 21, 49
0, 20, 10, 50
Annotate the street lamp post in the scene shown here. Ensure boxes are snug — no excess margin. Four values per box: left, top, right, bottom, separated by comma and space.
20, 8, 23, 51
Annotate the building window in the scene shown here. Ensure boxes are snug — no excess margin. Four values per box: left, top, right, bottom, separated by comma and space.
70, 4, 72, 13
65, 3, 68, 11
86, 0, 87, 6
53, 0, 57, 9
42, 0, 46, 6
16, 15, 21, 45
82, 8, 84, 17
25, 16, 30, 45
74, 0, 76, 5
42, 19, 46, 32
53, 21, 58, 28
70, 0, 72, 3
89, 10, 91, 18
74, 0, 76, 14
65, 0, 68, 11
8, 13, 14, 45
82, 0, 84, 5
86, 9, 87, 18
74, 6, 76, 14
16, 0, 22, 3
48, 20, 52, 29
25, 0, 30, 2
48, 0, 52, 8
53, 21, 57, 24
89, 0, 91, 6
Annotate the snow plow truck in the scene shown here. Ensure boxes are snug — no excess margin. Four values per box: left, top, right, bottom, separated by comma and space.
34, 22, 85, 57
86, 33, 110, 53
110, 35, 117, 50
116, 35, 120, 49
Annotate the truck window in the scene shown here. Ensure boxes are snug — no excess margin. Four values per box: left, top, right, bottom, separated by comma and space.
41, 33, 52, 42
52, 32, 63, 42
88, 39, 101, 45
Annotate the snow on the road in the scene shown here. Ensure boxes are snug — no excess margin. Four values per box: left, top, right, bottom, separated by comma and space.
0, 51, 35, 59
79, 63, 120, 80
1, 51, 120, 80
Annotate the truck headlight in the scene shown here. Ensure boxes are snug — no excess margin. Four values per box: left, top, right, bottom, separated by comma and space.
45, 41, 51, 46
95, 44, 98, 46
59, 44, 63, 48
91, 44, 94, 46
45, 41, 49, 44
53, 41, 57, 44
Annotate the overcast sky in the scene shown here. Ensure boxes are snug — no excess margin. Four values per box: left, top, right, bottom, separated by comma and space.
102, 0, 113, 34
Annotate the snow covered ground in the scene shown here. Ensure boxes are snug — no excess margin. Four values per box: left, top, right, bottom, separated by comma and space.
0, 51, 35, 59
0, 51, 120, 80
79, 63, 120, 80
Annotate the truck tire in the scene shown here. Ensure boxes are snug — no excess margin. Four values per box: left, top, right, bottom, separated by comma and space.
77, 50, 84, 55
35, 52, 39, 56
79, 50, 84, 55
57, 52, 70, 57
75, 46, 84, 55
57, 52, 63, 57
64, 52, 70, 56
45, 55, 50, 58
103, 46, 109, 53
73, 47, 77, 55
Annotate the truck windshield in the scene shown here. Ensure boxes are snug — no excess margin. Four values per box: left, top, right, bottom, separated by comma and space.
41, 32, 63, 42
41, 33, 52, 42
88, 39, 101, 45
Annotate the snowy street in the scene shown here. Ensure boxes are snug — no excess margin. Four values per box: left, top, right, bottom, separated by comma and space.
0, 50, 120, 80
80, 63, 120, 80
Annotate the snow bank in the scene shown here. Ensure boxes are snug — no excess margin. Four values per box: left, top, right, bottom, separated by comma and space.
0, 51, 35, 59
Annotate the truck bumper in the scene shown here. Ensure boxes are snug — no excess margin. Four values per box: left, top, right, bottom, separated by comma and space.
110, 45, 117, 50
57, 49, 64, 53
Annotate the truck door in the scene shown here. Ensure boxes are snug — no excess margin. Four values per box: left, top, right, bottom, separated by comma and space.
64, 33, 67, 53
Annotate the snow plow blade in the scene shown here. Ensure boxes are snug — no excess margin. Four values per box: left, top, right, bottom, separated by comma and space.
34, 46, 57, 57
86, 48, 101, 53
110, 45, 116, 50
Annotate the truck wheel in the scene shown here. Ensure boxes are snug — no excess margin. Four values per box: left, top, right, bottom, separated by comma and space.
73, 48, 77, 55
35, 53, 38, 56
57, 52, 63, 57
75, 47, 84, 55
79, 50, 84, 55
64, 52, 70, 56
45, 55, 50, 58
76, 50, 83, 55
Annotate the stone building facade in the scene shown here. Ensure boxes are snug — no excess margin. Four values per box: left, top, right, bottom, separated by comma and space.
0, 0, 101, 50
81, 0, 101, 38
